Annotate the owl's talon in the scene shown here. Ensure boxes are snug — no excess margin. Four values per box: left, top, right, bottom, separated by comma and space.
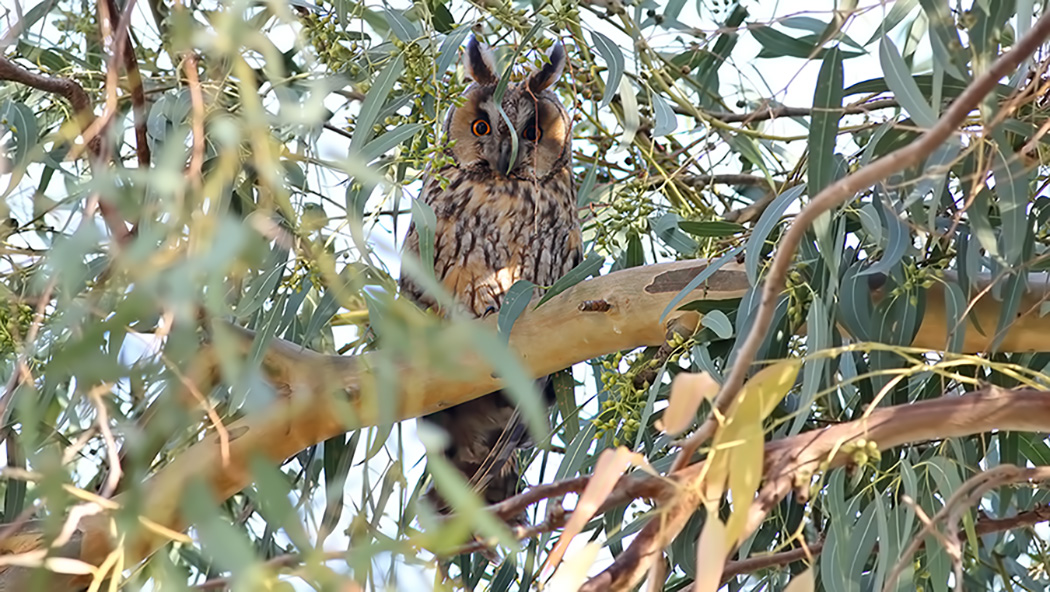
482, 305, 498, 318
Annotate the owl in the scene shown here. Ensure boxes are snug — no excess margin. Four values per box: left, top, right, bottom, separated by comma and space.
399, 37, 583, 516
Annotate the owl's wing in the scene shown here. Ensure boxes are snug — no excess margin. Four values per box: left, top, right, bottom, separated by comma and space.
423, 376, 555, 523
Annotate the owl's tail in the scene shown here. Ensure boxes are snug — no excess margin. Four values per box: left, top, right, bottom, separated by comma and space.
422, 377, 556, 524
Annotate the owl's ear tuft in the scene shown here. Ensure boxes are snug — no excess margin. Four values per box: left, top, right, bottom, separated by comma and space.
463, 36, 498, 85
526, 42, 566, 94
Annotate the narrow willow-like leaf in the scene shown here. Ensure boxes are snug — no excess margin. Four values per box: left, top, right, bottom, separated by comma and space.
651, 212, 698, 255
434, 26, 473, 78
351, 54, 405, 152
358, 122, 423, 163
942, 278, 967, 353
0, 100, 38, 170
591, 30, 624, 109
496, 280, 536, 342
552, 369, 579, 442
864, 0, 920, 45
409, 198, 437, 273
992, 271, 1025, 352
469, 328, 547, 443
791, 295, 829, 435
751, 25, 819, 57
879, 36, 938, 127
678, 220, 745, 237
650, 90, 678, 136
577, 161, 600, 206
991, 130, 1032, 266
624, 230, 644, 268
859, 197, 909, 277
808, 46, 844, 195
382, 7, 418, 41
535, 252, 604, 308
658, 245, 743, 323
917, 0, 968, 80
618, 75, 640, 146
745, 185, 806, 285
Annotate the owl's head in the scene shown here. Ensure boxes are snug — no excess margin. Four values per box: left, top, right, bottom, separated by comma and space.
444, 37, 571, 181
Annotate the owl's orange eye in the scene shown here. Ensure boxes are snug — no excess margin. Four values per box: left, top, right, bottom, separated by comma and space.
472, 119, 490, 136
522, 124, 541, 142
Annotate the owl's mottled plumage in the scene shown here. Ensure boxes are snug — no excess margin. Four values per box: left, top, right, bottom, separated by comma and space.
399, 37, 582, 513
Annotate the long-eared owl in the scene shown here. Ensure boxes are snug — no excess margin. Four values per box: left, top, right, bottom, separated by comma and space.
399, 37, 583, 513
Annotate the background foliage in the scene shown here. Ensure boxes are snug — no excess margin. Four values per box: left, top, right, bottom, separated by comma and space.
3, 0, 1050, 590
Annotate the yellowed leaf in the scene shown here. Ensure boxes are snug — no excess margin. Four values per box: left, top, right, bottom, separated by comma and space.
692, 515, 728, 592
659, 372, 719, 435
541, 447, 637, 574
723, 421, 763, 543
713, 359, 800, 544
736, 359, 801, 422
783, 567, 815, 592
547, 541, 601, 592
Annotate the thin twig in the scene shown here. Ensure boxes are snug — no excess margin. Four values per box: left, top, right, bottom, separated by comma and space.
883, 465, 1050, 592
103, 0, 151, 167
699, 98, 900, 124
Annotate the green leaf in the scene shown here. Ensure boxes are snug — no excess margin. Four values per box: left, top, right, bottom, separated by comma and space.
320, 431, 358, 534
182, 480, 258, 574
846, 500, 880, 592
493, 21, 545, 104
410, 199, 437, 274
382, 7, 418, 41
845, 74, 1013, 99
552, 368, 579, 442
623, 230, 645, 268
700, 309, 733, 339
969, 187, 999, 259
808, 46, 844, 195
551, 420, 597, 482
991, 130, 1032, 266
917, 0, 968, 80
358, 122, 423, 163
250, 458, 310, 550
659, 245, 743, 323
878, 36, 938, 127
859, 196, 909, 278
590, 30, 624, 110
497, 280, 535, 342
677, 220, 745, 237
942, 279, 967, 353
651, 212, 698, 255
992, 271, 1025, 353
864, 0, 920, 45
351, 54, 405, 152
469, 329, 547, 442
0, 100, 39, 173
421, 440, 514, 545
535, 252, 604, 308
490, 558, 518, 592
779, 16, 864, 50
435, 26, 473, 78
745, 185, 805, 285
752, 25, 818, 58
790, 295, 829, 435
429, 1, 455, 33
650, 90, 677, 136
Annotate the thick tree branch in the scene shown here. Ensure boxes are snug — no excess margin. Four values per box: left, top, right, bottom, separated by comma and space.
2, 257, 1050, 587
584, 13, 1050, 592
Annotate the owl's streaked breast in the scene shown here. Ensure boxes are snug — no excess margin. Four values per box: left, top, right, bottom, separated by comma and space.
403, 166, 582, 317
